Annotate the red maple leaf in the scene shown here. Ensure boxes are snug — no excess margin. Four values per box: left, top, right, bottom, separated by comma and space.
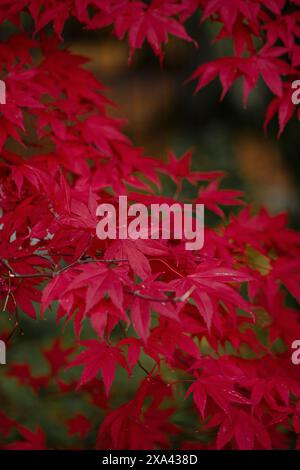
69, 340, 127, 395
67, 414, 92, 439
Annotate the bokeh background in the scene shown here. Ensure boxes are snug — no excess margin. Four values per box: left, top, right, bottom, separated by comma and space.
65, 16, 300, 224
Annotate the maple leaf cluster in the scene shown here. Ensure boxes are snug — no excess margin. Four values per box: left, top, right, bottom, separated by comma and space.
1, 0, 300, 133
0, 0, 300, 450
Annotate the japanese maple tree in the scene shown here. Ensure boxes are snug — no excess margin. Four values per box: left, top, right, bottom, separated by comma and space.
0, 0, 300, 450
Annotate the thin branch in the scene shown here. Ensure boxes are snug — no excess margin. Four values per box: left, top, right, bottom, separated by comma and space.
7, 272, 53, 279
76, 258, 129, 265
0, 257, 129, 280
56, 236, 92, 275
5, 324, 20, 344
124, 287, 177, 303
